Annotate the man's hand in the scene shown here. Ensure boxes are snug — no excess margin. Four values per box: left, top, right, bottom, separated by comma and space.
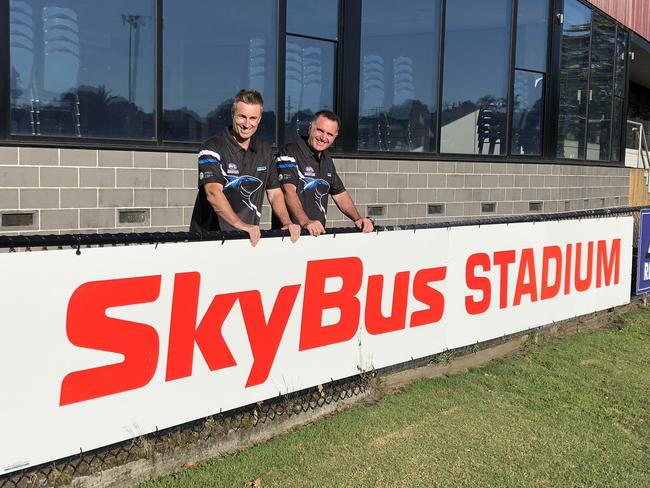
282, 223, 301, 243
241, 223, 261, 246
303, 219, 326, 236
354, 217, 374, 233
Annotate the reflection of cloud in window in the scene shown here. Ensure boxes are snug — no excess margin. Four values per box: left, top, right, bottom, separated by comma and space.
43, 6, 80, 94
249, 38, 265, 94
361, 54, 385, 115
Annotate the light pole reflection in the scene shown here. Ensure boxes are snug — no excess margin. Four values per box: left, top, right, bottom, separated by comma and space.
122, 14, 146, 104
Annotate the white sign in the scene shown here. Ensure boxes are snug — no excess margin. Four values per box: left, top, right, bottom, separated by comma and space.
0, 217, 633, 474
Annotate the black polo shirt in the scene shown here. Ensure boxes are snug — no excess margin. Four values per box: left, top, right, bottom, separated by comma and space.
275, 136, 345, 226
190, 127, 279, 232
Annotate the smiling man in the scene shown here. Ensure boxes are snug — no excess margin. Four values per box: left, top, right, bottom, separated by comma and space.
275, 110, 374, 236
190, 89, 300, 246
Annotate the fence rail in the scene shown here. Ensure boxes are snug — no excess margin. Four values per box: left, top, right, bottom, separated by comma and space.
0, 206, 645, 250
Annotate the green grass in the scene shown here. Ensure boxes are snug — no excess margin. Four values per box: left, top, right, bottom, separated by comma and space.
140, 309, 650, 488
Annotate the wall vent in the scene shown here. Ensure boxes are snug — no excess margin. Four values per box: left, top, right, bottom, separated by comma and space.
118, 209, 149, 225
481, 202, 496, 213
427, 204, 444, 215
1, 212, 34, 228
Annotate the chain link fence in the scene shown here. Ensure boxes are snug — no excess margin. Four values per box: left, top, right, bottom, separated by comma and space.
0, 206, 646, 488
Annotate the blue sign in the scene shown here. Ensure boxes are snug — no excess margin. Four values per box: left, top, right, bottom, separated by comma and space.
636, 209, 650, 294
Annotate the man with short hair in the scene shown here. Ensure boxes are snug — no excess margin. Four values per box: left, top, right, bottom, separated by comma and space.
275, 110, 374, 236
190, 89, 300, 245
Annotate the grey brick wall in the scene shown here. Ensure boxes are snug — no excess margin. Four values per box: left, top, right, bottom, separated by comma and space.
0, 147, 632, 235
0, 148, 191, 234
325, 159, 629, 228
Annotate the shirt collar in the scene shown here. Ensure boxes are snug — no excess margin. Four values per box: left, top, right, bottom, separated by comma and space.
297, 135, 324, 162
224, 126, 258, 153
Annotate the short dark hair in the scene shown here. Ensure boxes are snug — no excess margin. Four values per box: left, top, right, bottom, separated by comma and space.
232, 89, 264, 114
312, 110, 341, 131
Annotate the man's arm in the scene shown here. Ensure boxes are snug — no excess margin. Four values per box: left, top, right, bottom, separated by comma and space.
331, 191, 374, 233
282, 183, 326, 236
266, 187, 301, 242
204, 182, 261, 246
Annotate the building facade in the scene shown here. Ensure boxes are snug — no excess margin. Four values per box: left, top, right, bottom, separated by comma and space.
0, 0, 648, 234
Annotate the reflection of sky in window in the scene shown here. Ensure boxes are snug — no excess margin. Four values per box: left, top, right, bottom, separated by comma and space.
442, 0, 511, 107
287, 0, 338, 40
563, 0, 591, 38
10, 0, 154, 110
163, 0, 276, 119
515, 0, 549, 72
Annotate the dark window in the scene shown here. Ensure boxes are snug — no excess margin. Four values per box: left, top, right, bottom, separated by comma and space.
9, 0, 155, 139
515, 0, 549, 72
358, 0, 439, 152
556, 0, 591, 159
610, 27, 627, 161
287, 0, 338, 40
586, 13, 616, 161
557, 1, 626, 162
162, 0, 276, 143
614, 28, 627, 99
611, 91, 624, 161
285, 36, 336, 143
441, 0, 511, 155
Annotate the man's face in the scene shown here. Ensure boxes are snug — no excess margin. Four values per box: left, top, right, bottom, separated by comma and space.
307, 115, 339, 153
232, 101, 262, 142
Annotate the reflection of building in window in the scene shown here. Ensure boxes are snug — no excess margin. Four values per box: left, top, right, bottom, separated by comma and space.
44, 7, 80, 94
42, 6, 81, 135
360, 54, 431, 151
10, 4, 82, 136
285, 41, 324, 137
393, 56, 414, 105
361, 54, 385, 116
249, 38, 265, 94
302, 46, 323, 112
286, 42, 302, 110
9, 0, 34, 133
